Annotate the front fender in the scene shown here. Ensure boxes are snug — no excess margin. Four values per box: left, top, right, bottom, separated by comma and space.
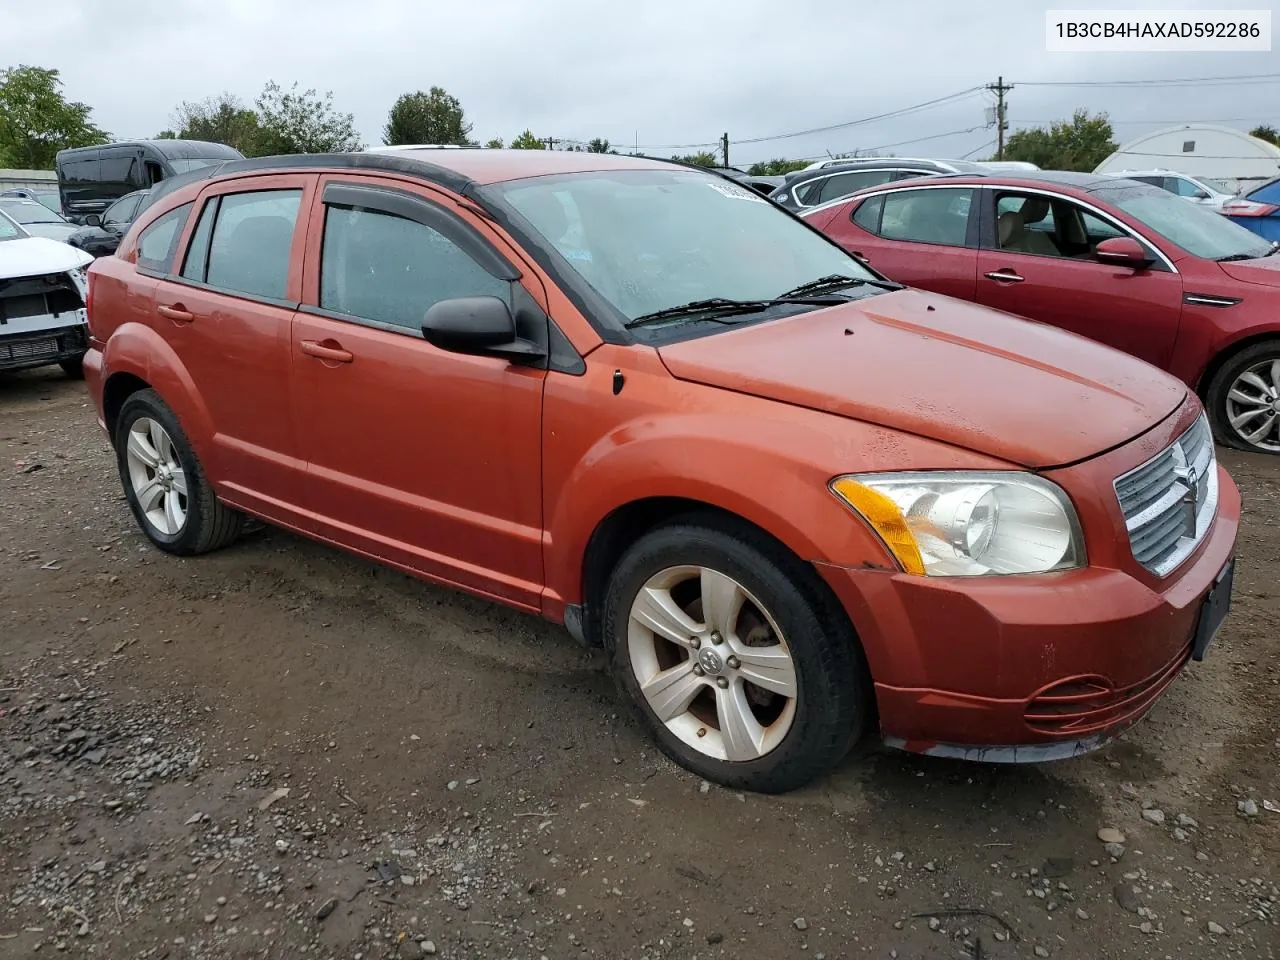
102, 322, 215, 458
542, 409, 900, 610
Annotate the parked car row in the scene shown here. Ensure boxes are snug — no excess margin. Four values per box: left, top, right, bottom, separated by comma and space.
78, 149, 1240, 794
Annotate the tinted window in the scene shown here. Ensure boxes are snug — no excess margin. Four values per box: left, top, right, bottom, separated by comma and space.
204, 190, 302, 300
851, 195, 884, 232
1129, 175, 1167, 190
101, 155, 139, 185
137, 202, 193, 272
816, 170, 894, 204
61, 158, 99, 182
103, 194, 141, 226
880, 188, 974, 246
181, 198, 218, 282
320, 204, 509, 329
794, 177, 827, 206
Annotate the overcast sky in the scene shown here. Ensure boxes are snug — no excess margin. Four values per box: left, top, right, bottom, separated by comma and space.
7, 0, 1278, 166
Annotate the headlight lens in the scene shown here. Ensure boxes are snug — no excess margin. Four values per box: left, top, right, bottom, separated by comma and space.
831, 472, 1085, 577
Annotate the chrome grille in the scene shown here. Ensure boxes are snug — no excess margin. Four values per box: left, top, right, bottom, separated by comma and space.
1114, 413, 1218, 577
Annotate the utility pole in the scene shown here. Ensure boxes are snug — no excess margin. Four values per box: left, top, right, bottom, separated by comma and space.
721, 132, 729, 168
542, 136, 562, 150
986, 76, 1013, 160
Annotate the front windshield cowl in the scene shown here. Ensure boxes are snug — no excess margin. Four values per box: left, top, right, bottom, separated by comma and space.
490, 167, 885, 340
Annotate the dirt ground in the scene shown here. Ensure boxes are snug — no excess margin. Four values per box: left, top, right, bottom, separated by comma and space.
1, 368, 1277, 960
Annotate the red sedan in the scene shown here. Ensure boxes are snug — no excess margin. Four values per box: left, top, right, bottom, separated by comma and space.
803, 171, 1280, 454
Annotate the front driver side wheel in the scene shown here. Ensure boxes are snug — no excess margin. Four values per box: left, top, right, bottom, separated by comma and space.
603, 517, 868, 793
1206, 341, 1280, 454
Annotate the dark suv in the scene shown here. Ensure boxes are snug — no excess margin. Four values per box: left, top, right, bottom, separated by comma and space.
771, 158, 993, 212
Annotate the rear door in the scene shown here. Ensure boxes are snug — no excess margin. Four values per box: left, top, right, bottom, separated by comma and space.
972, 186, 1184, 369
820, 184, 980, 299
291, 175, 548, 609
150, 173, 317, 525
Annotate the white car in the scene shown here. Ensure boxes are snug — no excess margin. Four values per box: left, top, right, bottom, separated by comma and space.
0, 209, 94, 378
1108, 169, 1237, 211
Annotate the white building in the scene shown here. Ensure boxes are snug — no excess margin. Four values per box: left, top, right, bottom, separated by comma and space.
1094, 124, 1280, 191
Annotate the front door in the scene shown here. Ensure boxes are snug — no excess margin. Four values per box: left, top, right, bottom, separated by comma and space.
973, 188, 1185, 370
291, 176, 547, 609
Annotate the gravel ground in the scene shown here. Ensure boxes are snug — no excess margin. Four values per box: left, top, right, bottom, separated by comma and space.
1, 367, 1278, 960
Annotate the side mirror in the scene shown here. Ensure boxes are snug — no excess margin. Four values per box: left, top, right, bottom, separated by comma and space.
1095, 236, 1152, 269
1191, 190, 1210, 200
84, 214, 102, 227
421, 296, 545, 363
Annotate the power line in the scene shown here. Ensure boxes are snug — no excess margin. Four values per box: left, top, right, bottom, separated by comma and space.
963, 139, 997, 160
1015, 72, 1280, 88
633, 86, 985, 150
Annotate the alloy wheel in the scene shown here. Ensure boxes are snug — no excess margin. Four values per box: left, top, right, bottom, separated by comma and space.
125, 417, 189, 536
1225, 359, 1280, 452
627, 565, 798, 762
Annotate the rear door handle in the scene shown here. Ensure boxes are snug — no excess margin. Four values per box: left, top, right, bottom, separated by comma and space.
984, 270, 1025, 283
157, 304, 194, 323
300, 339, 354, 364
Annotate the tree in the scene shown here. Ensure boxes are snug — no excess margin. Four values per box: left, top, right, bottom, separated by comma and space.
1250, 124, 1279, 146
253, 81, 363, 155
483, 136, 504, 149
1003, 109, 1117, 172
587, 137, 615, 154
747, 158, 810, 176
383, 87, 472, 146
167, 93, 261, 155
671, 151, 717, 167
509, 129, 544, 150
0, 65, 108, 169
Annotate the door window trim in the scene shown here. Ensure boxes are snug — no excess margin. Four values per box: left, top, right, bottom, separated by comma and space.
974, 185, 1178, 274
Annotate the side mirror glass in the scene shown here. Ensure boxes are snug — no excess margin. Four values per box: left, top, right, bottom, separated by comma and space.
421, 296, 545, 362
1095, 236, 1153, 269
85, 214, 102, 227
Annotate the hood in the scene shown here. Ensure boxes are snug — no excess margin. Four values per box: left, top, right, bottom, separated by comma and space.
1217, 255, 1280, 286
19, 223, 80, 243
657, 289, 1187, 469
0, 236, 93, 280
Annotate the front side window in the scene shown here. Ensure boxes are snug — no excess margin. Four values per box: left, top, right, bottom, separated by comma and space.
104, 194, 141, 227
204, 190, 302, 300
491, 168, 878, 331
1090, 181, 1273, 260
879, 187, 974, 247
136, 202, 193, 271
1169, 177, 1204, 198
319, 204, 509, 329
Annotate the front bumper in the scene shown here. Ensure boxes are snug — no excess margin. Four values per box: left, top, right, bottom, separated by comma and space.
0, 322, 89, 372
817, 461, 1241, 760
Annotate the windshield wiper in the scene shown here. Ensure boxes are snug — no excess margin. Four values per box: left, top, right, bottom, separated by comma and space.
778, 273, 901, 298
624, 295, 846, 329
1266, 242, 1280, 257
1215, 253, 1258, 262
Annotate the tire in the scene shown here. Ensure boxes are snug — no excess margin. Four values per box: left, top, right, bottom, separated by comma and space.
602, 516, 867, 793
114, 389, 243, 555
1205, 340, 1280, 454
59, 356, 85, 379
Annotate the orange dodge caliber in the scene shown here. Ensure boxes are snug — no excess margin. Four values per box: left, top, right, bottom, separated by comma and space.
83, 150, 1239, 793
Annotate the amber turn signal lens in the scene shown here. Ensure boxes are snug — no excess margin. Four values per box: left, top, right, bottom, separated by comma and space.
830, 477, 926, 575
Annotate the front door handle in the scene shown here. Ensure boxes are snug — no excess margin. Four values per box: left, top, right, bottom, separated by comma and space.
984, 270, 1025, 284
300, 339, 353, 364
157, 304, 194, 323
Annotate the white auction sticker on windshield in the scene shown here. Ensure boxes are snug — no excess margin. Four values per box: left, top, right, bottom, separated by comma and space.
706, 181, 766, 202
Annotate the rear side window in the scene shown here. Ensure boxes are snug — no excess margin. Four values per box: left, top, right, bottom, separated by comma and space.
880, 188, 974, 247
319, 203, 509, 330
136, 202, 193, 272
816, 170, 894, 205
203, 190, 302, 301
60, 158, 99, 182
851, 195, 884, 232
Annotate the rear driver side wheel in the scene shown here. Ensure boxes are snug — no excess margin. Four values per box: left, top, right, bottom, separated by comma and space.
603, 517, 868, 793
1206, 341, 1280, 454
114, 390, 244, 555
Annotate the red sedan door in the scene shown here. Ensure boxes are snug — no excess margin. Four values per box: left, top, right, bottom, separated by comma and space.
816, 185, 980, 301
972, 187, 1184, 370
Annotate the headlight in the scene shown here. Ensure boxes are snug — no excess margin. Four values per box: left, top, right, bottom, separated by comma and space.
830, 472, 1085, 577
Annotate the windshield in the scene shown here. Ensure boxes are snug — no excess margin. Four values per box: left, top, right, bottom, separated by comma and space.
0, 199, 65, 225
490, 168, 879, 330
1200, 177, 1233, 194
0, 211, 24, 241
1090, 182, 1273, 260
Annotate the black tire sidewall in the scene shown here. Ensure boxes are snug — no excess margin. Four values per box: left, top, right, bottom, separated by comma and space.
1207, 341, 1280, 453
603, 522, 864, 793
114, 391, 208, 554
